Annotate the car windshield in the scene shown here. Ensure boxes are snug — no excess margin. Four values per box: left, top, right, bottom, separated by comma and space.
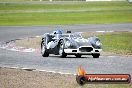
62, 34, 82, 38
71, 33, 82, 38
62, 34, 70, 37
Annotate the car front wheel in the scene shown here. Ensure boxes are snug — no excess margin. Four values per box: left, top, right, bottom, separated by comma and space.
41, 41, 49, 57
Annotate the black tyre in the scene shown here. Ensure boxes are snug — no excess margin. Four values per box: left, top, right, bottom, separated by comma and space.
92, 53, 100, 58
75, 54, 82, 58
76, 75, 86, 85
41, 41, 49, 57
59, 40, 67, 58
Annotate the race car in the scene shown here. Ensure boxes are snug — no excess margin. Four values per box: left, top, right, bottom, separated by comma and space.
41, 29, 102, 58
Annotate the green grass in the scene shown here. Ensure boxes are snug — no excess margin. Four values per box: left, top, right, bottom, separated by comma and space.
0, 11, 132, 25
0, 2, 132, 25
98, 32, 132, 55
0, 2, 131, 11
0, 0, 49, 2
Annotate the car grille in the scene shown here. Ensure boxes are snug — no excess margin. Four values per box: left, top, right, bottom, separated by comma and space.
79, 47, 93, 52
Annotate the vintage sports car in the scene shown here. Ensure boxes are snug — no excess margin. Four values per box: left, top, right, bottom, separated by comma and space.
41, 30, 102, 58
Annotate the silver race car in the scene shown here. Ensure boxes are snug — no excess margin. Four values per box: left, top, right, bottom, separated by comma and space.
41, 30, 102, 58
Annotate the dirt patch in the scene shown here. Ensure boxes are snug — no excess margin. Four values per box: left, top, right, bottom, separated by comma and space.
0, 67, 131, 88
15, 37, 41, 49
0, 67, 77, 88
101, 51, 132, 57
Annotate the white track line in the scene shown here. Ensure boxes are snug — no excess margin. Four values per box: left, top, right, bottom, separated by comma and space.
1, 66, 76, 75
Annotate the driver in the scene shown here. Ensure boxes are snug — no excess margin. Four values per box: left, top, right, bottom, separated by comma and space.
52, 29, 62, 39
47, 29, 62, 49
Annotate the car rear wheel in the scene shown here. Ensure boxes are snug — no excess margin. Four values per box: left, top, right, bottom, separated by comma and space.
41, 41, 49, 57
92, 53, 100, 58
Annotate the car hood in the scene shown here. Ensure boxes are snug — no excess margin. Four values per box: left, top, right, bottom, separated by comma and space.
74, 38, 90, 46
68, 38, 91, 48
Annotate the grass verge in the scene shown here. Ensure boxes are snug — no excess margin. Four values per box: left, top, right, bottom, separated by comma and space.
0, 2, 132, 25
0, 11, 132, 25
99, 32, 132, 55
0, 2, 131, 11
0, 67, 132, 88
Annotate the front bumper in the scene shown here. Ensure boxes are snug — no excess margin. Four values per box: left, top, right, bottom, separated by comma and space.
64, 46, 102, 55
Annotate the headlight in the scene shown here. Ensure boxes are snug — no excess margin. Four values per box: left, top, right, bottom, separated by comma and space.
65, 41, 71, 47
88, 36, 102, 49
96, 40, 102, 46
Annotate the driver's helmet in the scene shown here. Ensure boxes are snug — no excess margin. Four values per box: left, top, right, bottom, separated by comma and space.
53, 29, 62, 34
53, 29, 62, 39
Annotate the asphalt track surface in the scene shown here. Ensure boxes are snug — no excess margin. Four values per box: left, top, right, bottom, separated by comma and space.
0, 24, 132, 75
